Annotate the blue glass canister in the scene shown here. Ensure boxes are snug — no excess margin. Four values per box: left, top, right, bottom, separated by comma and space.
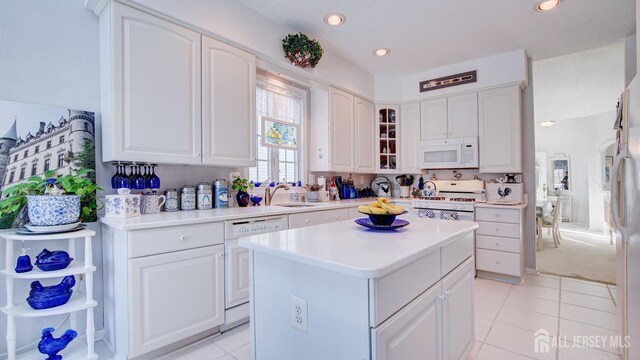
213, 179, 229, 208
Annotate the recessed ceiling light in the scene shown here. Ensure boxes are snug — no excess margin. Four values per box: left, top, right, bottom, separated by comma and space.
323, 13, 346, 26
539, 120, 556, 128
373, 48, 391, 57
534, 0, 561, 12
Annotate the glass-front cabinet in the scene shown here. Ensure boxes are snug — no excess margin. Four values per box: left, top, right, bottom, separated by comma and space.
376, 105, 400, 173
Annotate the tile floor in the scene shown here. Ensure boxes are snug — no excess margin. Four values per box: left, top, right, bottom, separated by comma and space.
95, 274, 620, 360
470, 274, 620, 360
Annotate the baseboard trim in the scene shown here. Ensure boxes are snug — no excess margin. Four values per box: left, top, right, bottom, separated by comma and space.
525, 268, 539, 275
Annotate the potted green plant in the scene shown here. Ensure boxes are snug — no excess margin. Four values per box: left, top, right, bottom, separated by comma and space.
231, 176, 254, 207
0, 169, 102, 227
282, 32, 323, 69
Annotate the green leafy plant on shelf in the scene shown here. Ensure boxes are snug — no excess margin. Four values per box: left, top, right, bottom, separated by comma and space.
282, 32, 323, 68
231, 176, 254, 193
0, 169, 103, 225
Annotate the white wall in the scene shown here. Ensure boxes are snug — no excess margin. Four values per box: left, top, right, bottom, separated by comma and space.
0, 0, 105, 356
375, 49, 528, 102
128, 0, 375, 99
534, 112, 616, 228
625, 35, 637, 87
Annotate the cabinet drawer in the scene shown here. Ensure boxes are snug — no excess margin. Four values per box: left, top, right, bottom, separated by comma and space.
475, 208, 520, 224
369, 249, 441, 327
129, 222, 224, 258
476, 235, 521, 253
441, 232, 474, 277
476, 221, 520, 238
476, 249, 521, 277
288, 208, 349, 229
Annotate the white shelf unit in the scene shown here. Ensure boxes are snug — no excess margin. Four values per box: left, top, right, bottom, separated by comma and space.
1, 229, 98, 360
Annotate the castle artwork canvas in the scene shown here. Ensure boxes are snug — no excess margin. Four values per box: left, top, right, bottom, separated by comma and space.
0, 100, 97, 228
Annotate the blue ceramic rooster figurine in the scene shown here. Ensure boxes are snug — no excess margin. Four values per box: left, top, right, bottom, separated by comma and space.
38, 327, 77, 360
27, 276, 75, 310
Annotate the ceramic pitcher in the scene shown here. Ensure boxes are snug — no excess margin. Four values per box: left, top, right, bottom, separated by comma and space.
141, 194, 166, 214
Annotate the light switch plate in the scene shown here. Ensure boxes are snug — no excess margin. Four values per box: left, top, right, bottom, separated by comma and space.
290, 295, 308, 332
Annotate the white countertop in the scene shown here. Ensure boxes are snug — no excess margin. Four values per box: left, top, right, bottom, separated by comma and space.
99, 198, 381, 230
239, 218, 478, 278
474, 197, 529, 210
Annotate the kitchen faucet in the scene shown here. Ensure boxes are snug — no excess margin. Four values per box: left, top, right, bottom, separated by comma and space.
265, 183, 290, 205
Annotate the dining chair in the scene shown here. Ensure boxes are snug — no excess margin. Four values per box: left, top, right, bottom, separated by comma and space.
539, 198, 563, 248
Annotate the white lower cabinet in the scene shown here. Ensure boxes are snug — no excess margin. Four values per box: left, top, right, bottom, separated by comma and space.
129, 245, 225, 358
372, 257, 474, 360
102, 222, 226, 359
442, 258, 475, 360
474, 206, 525, 283
372, 282, 441, 360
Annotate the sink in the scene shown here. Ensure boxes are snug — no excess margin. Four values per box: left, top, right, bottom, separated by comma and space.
273, 204, 317, 208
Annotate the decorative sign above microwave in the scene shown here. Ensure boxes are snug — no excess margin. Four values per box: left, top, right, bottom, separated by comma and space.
419, 70, 477, 92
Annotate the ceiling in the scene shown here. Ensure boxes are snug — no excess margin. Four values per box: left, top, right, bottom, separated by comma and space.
533, 41, 624, 122
234, 0, 636, 76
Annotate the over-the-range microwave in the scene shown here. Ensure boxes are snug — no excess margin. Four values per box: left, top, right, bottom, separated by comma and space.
420, 137, 479, 169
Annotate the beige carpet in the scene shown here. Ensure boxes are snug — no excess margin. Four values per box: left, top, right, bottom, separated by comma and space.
536, 225, 617, 284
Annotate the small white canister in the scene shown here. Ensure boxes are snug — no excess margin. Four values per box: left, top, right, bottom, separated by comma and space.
196, 182, 213, 210
180, 186, 196, 210
105, 188, 141, 218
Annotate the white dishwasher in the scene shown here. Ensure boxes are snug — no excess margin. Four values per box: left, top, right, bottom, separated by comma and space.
223, 215, 288, 326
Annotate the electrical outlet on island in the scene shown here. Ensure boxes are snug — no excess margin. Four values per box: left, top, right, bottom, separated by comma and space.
290, 295, 308, 332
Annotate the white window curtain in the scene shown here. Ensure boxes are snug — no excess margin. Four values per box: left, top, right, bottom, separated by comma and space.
249, 75, 306, 184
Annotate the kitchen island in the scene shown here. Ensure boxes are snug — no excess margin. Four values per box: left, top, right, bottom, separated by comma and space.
240, 218, 479, 360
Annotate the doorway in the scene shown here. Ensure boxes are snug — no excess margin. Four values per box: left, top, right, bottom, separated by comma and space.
532, 42, 624, 284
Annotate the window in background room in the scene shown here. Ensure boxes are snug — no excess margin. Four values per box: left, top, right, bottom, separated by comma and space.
248, 73, 307, 184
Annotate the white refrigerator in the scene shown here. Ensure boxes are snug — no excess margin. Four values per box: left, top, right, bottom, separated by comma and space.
613, 74, 640, 360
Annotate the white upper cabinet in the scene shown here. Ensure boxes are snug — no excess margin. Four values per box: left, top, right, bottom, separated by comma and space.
100, 3, 255, 166
109, 3, 202, 164
447, 92, 478, 138
354, 98, 376, 173
420, 98, 448, 140
478, 85, 522, 173
202, 36, 256, 167
400, 102, 421, 174
420, 93, 478, 141
330, 88, 355, 172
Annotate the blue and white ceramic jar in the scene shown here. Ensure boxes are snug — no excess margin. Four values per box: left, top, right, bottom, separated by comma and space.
26, 195, 80, 226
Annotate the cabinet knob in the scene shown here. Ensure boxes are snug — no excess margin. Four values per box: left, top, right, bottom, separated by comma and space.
439, 294, 446, 301
336, 215, 341, 219
495, 242, 500, 247
442, 132, 447, 136
495, 214, 500, 217
179, 235, 190, 241
496, 260, 501, 265
495, 228, 500, 232
445, 290, 452, 298
449, 132, 453, 135
195, 153, 201, 157
304, 219, 310, 224
219, 253, 224, 257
